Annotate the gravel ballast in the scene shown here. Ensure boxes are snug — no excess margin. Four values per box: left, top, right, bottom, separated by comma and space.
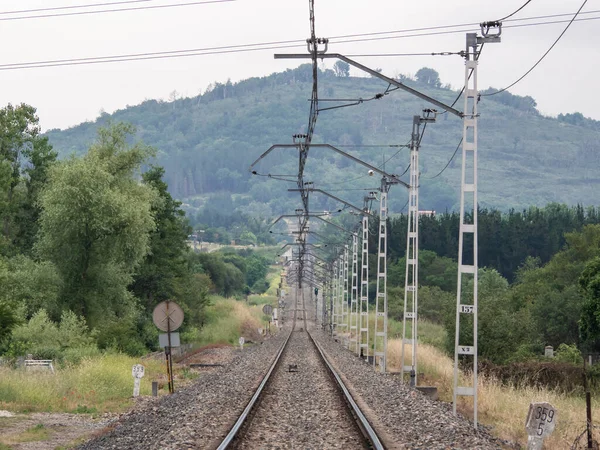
311, 326, 505, 449
232, 329, 366, 449
77, 286, 509, 449
77, 331, 288, 450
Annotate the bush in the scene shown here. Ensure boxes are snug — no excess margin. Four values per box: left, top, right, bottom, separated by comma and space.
554, 343, 583, 365
9, 309, 99, 362
95, 316, 147, 356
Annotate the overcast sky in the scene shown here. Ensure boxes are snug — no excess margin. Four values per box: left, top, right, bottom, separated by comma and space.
0, 0, 597, 131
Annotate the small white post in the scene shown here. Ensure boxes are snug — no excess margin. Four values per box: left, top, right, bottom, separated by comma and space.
132, 364, 145, 397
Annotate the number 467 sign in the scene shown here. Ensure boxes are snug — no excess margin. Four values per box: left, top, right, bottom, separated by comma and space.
525, 402, 557, 450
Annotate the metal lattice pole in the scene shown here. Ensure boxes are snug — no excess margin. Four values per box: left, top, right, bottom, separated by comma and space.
453, 32, 480, 426
402, 116, 421, 385
329, 264, 335, 336
332, 260, 339, 337
350, 234, 359, 352
322, 272, 328, 328
342, 244, 349, 346
401, 111, 435, 385
359, 214, 370, 360
373, 181, 389, 372
337, 255, 344, 338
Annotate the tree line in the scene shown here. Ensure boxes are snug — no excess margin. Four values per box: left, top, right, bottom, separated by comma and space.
0, 105, 271, 362
366, 207, 600, 364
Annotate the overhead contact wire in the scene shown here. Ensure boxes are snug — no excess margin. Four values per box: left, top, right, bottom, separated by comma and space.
482, 0, 589, 97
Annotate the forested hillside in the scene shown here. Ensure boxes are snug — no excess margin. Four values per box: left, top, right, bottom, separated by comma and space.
45, 64, 600, 221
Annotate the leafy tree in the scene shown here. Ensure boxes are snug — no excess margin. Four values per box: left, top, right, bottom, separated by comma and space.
0, 301, 20, 350
190, 252, 245, 297
415, 67, 441, 87
333, 61, 350, 77
0, 104, 57, 254
579, 257, 600, 348
36, 123, 156, 327
0, 256, 62, 321
130, 166, 190, 312
10, 309, 96, 360
14, 136, 57, 254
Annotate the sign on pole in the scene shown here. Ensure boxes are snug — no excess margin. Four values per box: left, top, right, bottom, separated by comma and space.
152, 300, 184, 395
525, 402, 557, 450
159, 332, 181, 348
132, 364, 145, 397
262, 304, 273, 316
152, 301, 184, 332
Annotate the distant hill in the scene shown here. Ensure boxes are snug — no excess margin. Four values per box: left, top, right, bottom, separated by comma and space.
45, 64, 600, 220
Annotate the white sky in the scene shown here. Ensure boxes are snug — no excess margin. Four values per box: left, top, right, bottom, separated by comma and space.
0, 0, 598, 131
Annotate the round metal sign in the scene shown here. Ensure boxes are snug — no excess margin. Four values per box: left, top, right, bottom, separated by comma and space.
153, 301, 184, 332
262, 304, 273, 315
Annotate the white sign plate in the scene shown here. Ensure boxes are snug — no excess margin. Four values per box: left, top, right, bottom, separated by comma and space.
526, 402, 557, 439
159, 332, 181, 348
132, 364, 145, 379
239, 336, 245, 346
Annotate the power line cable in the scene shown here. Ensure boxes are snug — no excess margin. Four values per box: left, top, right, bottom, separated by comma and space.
320, 139, 411, 187
482, 0, 588, 97
423, 138, 462, 179
0, 0, 152, 15
0, 0, 234, 21
322, 8, 598, 42
0, 13, 596, 70
496, 0, 534, 22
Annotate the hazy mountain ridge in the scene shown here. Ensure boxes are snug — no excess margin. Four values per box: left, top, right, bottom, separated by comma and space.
45, 65, 600, 217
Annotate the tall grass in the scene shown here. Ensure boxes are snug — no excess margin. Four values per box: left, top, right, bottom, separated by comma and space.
0, 296, 270, 413
195, 296, 267, 346
0, 354, 165, 413
387, 338, 599, 449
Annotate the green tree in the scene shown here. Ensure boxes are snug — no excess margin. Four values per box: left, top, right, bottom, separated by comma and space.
415, 67, 441, 87
0, 104, 57, 254
14, 136, 57, 254
579, 257, 600, 349
130, 166, 190, 312
36, 123, 156, 327
333, 61, 350, 77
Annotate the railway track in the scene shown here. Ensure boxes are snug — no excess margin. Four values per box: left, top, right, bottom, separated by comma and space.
217, 285, 383, 450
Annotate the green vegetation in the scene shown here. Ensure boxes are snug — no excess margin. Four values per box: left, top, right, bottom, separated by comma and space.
194, 297, 267, 347
380, 221, 600, 364
0, 108, 275, 370
45, 65, 600, 220
0, 353, 165, 413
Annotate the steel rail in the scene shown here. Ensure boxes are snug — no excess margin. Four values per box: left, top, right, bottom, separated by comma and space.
216, 326, 293, 450
219, 286, 382, 449
307, 329, 385, 450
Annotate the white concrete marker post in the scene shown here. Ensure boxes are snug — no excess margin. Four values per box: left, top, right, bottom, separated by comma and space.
525, 402, 557, 450
239, 336, 245, 351
132, 364, 145, 398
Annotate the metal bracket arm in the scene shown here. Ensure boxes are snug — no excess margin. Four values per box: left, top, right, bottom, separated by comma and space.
288, 188, 376, 218
274, 53, 463, 118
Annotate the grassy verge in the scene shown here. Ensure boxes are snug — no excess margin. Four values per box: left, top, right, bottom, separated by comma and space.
0, 296, 268, 414
0, 424, 52, 447
0, 353, 166, 413
195, 296, 269, 346
386, 324, 599, 449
